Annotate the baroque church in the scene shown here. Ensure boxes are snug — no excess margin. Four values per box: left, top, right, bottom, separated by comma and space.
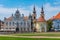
1, 6, 47, 32
36, 6, 47, 32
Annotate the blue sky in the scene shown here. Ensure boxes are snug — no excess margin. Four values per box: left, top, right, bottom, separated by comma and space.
0, 0, 60, 20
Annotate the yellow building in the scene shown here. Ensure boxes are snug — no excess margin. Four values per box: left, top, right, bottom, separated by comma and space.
36, 6, 47, 32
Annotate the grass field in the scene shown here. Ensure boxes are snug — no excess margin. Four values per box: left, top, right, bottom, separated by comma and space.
0, 36, 60, 40
12, 32, 60, 36
0, 32, 60, 40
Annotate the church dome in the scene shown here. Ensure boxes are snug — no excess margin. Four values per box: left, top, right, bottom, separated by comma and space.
16, 9, 20, 13
15, 9, 20, 18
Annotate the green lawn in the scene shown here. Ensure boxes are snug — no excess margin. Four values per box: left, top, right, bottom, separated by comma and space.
0, 32, 60, 40
0, 36, 60, 40
12, 32, 60, 36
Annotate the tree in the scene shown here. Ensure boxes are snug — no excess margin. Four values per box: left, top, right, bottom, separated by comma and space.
47, 20, 53, 31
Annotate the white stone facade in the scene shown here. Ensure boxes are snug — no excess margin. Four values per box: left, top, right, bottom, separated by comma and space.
3, 9, 32, 32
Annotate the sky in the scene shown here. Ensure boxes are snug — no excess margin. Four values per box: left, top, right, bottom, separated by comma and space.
0, 0, 60, 20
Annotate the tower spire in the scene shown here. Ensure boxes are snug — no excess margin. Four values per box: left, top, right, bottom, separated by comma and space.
41, 5, 44, 18
15, 9, 20, 18
41, 5, 44, 13
32, 5, 36, 32
33, 5, 36, 14
12, 13, 13, 17
32, 5, 36, 19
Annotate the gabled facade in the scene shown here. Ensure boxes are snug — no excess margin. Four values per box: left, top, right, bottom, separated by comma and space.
36, 6, 47, 32
51, 12, 60, 31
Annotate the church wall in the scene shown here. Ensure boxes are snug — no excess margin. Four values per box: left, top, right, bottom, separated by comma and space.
36, 22, 47, 32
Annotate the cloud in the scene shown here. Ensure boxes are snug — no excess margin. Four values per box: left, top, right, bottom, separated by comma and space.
0, 4, 4, 7
0, 3, 60, 20
0, 4, 42, 20
54, 2, 60, 5
0, 6, 30, 15
44, 3, 60, 20
29, 3, 60, 20
0, 4, 30, 20
28, 3, 60, 20
53, 0, 60, 5
29, 5, 41, 18
44, 3, 58, 12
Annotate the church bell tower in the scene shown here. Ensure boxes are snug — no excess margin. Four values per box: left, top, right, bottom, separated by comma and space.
41, 6, 44, 19
32, 5, 37, 32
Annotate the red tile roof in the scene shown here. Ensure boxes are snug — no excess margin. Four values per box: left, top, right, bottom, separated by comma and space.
5, 16, 28, 21
6, 16, 13, 21
50, 12, 60, 20
49, 16, 55, 20
37, 16, 46, 22
54, 12, 60, 19
24, 16, 28, 21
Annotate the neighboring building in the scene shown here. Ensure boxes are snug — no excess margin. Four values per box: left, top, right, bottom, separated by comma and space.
36, 6, 47, 32
51, 12, 60, 31
2, 9, 32, 32
0, 20, 4, 29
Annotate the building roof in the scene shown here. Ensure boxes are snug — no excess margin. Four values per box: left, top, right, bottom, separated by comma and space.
6, 16, 13, 21
49, 16, 55, 20
37, 16, 46, 22
6, 16, 28, 21
50, 12, 60, 20
54, 12, 60, 19
24, 16, 28, 21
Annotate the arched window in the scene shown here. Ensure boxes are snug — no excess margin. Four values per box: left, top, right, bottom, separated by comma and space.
9, 22, 11, 26
13, 22, 14, 26
21, 22, 22, 26
6, 22, 8, 26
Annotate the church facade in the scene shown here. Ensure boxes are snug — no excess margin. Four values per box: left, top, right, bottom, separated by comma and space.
36, 6, 47, 32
